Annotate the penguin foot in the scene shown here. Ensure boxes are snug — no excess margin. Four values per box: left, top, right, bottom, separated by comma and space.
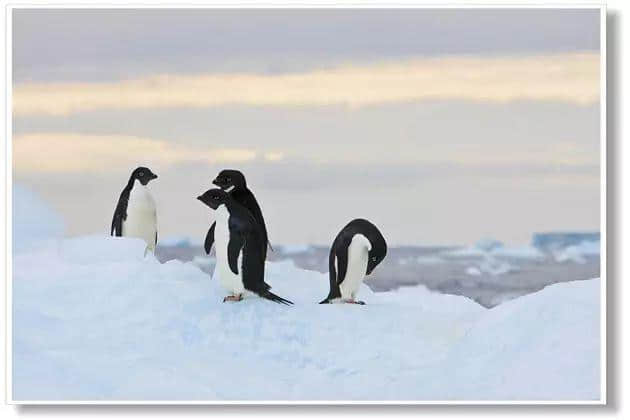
223, 294, 243, 303
343, 299, 366, 305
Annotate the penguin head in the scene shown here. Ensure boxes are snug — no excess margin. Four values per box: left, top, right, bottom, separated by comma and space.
356, 220, 387, 276
197, 188, 230, 210
367, 234, 387, 275
213, 169, 246, 191
131, 166, 158, 186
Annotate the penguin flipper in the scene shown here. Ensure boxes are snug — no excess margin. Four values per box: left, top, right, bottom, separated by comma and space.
204, 222, 216, 255
335, 233, 352, 286
111, 188, 129, 237
111, 208, 125, 236
322, 241, 342, 303
227, 233, 244, 275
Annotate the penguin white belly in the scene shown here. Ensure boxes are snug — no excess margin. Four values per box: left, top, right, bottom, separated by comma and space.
123, 183, 157, 252
213, 205, 245, 296
339, 234, 371, 300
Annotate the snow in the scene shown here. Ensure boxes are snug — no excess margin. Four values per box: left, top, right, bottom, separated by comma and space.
191, 255, 215, 270
13, 234, 601, 401
12, 185, 64, 253
430, 279, 601, 400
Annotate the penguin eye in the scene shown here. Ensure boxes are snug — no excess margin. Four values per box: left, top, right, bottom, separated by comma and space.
372, 256, 377, 262
139, 172, 144, 176
212, 195, 220, 200
226, 177, 231, 182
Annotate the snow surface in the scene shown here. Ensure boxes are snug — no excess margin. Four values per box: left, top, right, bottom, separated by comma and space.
13, 235, 601, 401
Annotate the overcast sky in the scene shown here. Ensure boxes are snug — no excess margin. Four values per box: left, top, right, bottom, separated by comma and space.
12, 8, 601, 246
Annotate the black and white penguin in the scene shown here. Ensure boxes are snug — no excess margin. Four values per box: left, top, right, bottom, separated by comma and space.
320, 219, 387, 305
204, 169, 271, 260
197, 188, 292, 305
111, 166, 159, 253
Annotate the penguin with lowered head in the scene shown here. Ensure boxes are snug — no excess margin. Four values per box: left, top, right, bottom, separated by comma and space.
320, 219, 387, 305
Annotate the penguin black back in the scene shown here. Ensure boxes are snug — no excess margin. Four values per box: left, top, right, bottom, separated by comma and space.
321, 218, 387, 304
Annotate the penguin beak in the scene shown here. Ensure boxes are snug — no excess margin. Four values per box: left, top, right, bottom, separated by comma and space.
212, 179, 220, 186
196, 195, 203, 201
151, 174, 158, 180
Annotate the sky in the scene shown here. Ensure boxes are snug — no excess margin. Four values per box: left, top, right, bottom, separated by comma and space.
12, 8, 601, 246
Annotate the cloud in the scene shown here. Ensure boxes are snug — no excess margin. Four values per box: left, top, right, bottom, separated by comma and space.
13, 53, 599, 116
12, 133, 257, 173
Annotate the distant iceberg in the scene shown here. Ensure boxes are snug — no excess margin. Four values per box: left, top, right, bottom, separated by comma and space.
553, 241, 601, 264
532, 232, 600, 252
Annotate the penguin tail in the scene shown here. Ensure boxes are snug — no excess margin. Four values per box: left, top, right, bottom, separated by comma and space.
258, 290, 293, 305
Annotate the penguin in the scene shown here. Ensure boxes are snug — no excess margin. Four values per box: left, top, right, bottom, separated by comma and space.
204, 169, 271, 260
111, 166, 159, 253
197, 188, 292, 305
320, 219, 387, 305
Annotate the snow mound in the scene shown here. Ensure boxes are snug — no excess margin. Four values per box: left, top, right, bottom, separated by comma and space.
429, 279, 601, 400
59, 235, 149, 264
12, 236, 601, 401
13, 185, 64, 253
192, 255, 215, 270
